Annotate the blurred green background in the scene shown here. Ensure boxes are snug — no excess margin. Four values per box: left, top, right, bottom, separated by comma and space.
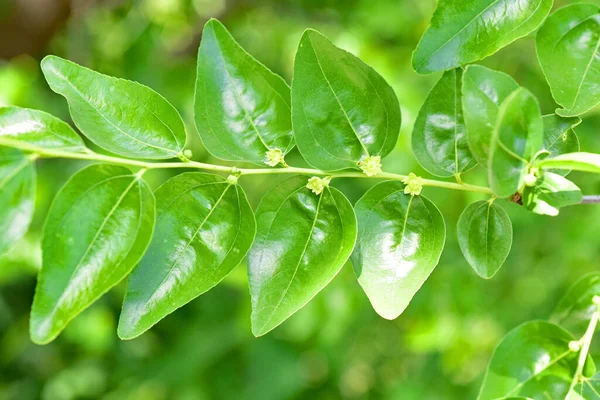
1, 0, 600, 399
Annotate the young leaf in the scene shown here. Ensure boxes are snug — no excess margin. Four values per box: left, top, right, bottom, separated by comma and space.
412, 68, 476, 177
30, 164, 155, 344
351, 181, 445, 320
41, 56, 186, 159
538, 153, 600, 174
537, 4, 600, 117
194, 19, 293, 165
0, 106, 85, 151
457, 200, 512, 279
522, 172, 582, 217
118, 173, 256, 339
541, 114, 580, 176
478, 321, 592, 400
292, 29, 401, 171
551, 273, 600, 337
488, 88, 543, 197
248, 176, 357, 336
412, 0, 552, 74
462, 65, 520, 166
0, 147, 35, 256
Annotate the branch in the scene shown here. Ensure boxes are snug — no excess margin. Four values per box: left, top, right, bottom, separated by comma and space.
582, 196, 600, 204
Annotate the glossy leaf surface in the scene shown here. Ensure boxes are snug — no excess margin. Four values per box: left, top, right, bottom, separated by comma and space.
552, 273, 600, 337
541, 114, 580, 176
351, 181, 445, 320
522, 172, 582, 216
292, 29, 401, 171
537, 4, 600, 117
119, 173, 256, 339
194, 19, 293, 164
41, 56, 186, 159
248, 176, 357, 336
413, 0, 552, 74
412, 69, 475, 177
457, 200, 512, 279
538, 153, 600, 174
30, 164, 155, 344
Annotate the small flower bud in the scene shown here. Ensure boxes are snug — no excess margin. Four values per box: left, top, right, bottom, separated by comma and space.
593, 295, 600, 305
183, 149, 193, 159
226, 175, 238, 185
523, 173, 537, 187
264, 148, 285, 167
569, 340, 581, 352
401, 173, 423, 196
306, 176, 331, 195
358, 155, 382, 177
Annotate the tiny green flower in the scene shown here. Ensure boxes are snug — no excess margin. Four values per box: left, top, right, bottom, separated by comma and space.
306, 176, 331, 195
358, 155, 382, 177
401, 173, 423, 196
183, 149, 193, 159
568, 340, 581, 352
523, 173, 537, 187
264, 148, 285, 167
226, 174, 239, 185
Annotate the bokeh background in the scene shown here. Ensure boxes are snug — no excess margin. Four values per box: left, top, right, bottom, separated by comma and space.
1, 0, 600, 399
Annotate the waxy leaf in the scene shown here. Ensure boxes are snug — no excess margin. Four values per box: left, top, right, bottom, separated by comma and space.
41, 56, 186, 159
351, 181, 445, 320
457, 200, 512, 279
552, 273, 600, 337
541, 114, 580, 176
0, 106, 85, 151
522, 172, 582, 216
537, 4, 600, 117
248, 176, 357, 336
479, 321, 592, 400
488, 88, 543, 197
30, 164, 155, 344
0, 147, 35, 256
538, 153, 600, 174
463, 65, 520, 166
119, 173, 255, 339
194, 19, 293, 164
413, 0, 552, 74
412, 69, 476, 177
292, 29, 401, 171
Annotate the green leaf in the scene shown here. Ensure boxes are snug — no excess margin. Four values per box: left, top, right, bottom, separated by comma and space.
412, 0, 553, 74
541, 114, 580, 176
0, 147, 35, 256
478, 321, 590, 400
0, 106, 85, 151
194, 19, 293, 165
522, 172, 582, 217
457, 200, 512, 279
488, 88, 543, 197
538, 153, 600, 174
118, 173, 255, 339
291, 29, 401, 171
351, 181, 445, 320
412, 68, 476, 177
536, 4, 600, 117
462, 65, 520, 166
551, 273, 600, 337
248, 176, 357, 336
30, 164, 155, 344
572, 372, 600, 399
41, 55, 187, 159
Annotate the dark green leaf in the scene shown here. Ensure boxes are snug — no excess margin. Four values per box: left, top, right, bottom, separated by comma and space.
351, 181, 445, 319
30, 164, 155, 344
522, 172, 582, 216
118, 173, 256, 339
457, 200, 512, 279
41, 56, 187, 159
541, 114, 580, 176
248, 176, 357, 336
538, 153, 600, 174
292, 29, 401, 171
552, 273, 600, 337
194, 19, 293, 165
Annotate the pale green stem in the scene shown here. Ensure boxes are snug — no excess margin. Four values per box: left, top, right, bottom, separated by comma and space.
568, 308, 600, 394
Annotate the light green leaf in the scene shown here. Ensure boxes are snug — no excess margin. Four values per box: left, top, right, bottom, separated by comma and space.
551, 273, 600, 337
413, 0, 553, 74
351, 181, 445, 320
118, 173, 255, 339
572, 372, 600, 399
41, 55, 186, 159
462, 65, 520, 166
536, 4, 600, 117
194, 19, 293, 165
0, 147, 35, 256
538, 153, 600, 174
291, 29, 401, 171
541, 114, 580, 176
457, 200, 512, 279
248, 176, 357, 336
412, 68, 476, 177
30, 164, 155, 344
488, 88, 543, 197
0, 106, 85, 151
522, 172, 582, 217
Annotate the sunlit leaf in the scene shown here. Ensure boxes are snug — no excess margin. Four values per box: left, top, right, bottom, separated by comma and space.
522, 172, 582, 217
541, 114, 580, 176
538, 153, 600, 174
552, 273, 600, 337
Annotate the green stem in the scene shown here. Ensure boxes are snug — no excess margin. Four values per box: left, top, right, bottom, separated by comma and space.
568, 307, 600, 394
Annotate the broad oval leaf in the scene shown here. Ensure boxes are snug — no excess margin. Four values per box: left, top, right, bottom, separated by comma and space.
538, 152, 600, 174
248, 176, 357, 336
194, 19, 293, 164
351, 181, 445, 320
537, 4, 600, 117
0, 147, 35, 256
522, 172, 582, 216
463, 65, 520, 166
457, 200, 512, 279
118, 173, 256, 339
292, 29, 401, 171
478, 321, 592, 400
0, 106, 85, 151
541, 114, 580, 176
551, 272, 600, 337
412, 68, 476, 177
488, 88, 543, 197
30, 164, 155, 344
41, 56, 186, 159
412, 0, 553, 74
